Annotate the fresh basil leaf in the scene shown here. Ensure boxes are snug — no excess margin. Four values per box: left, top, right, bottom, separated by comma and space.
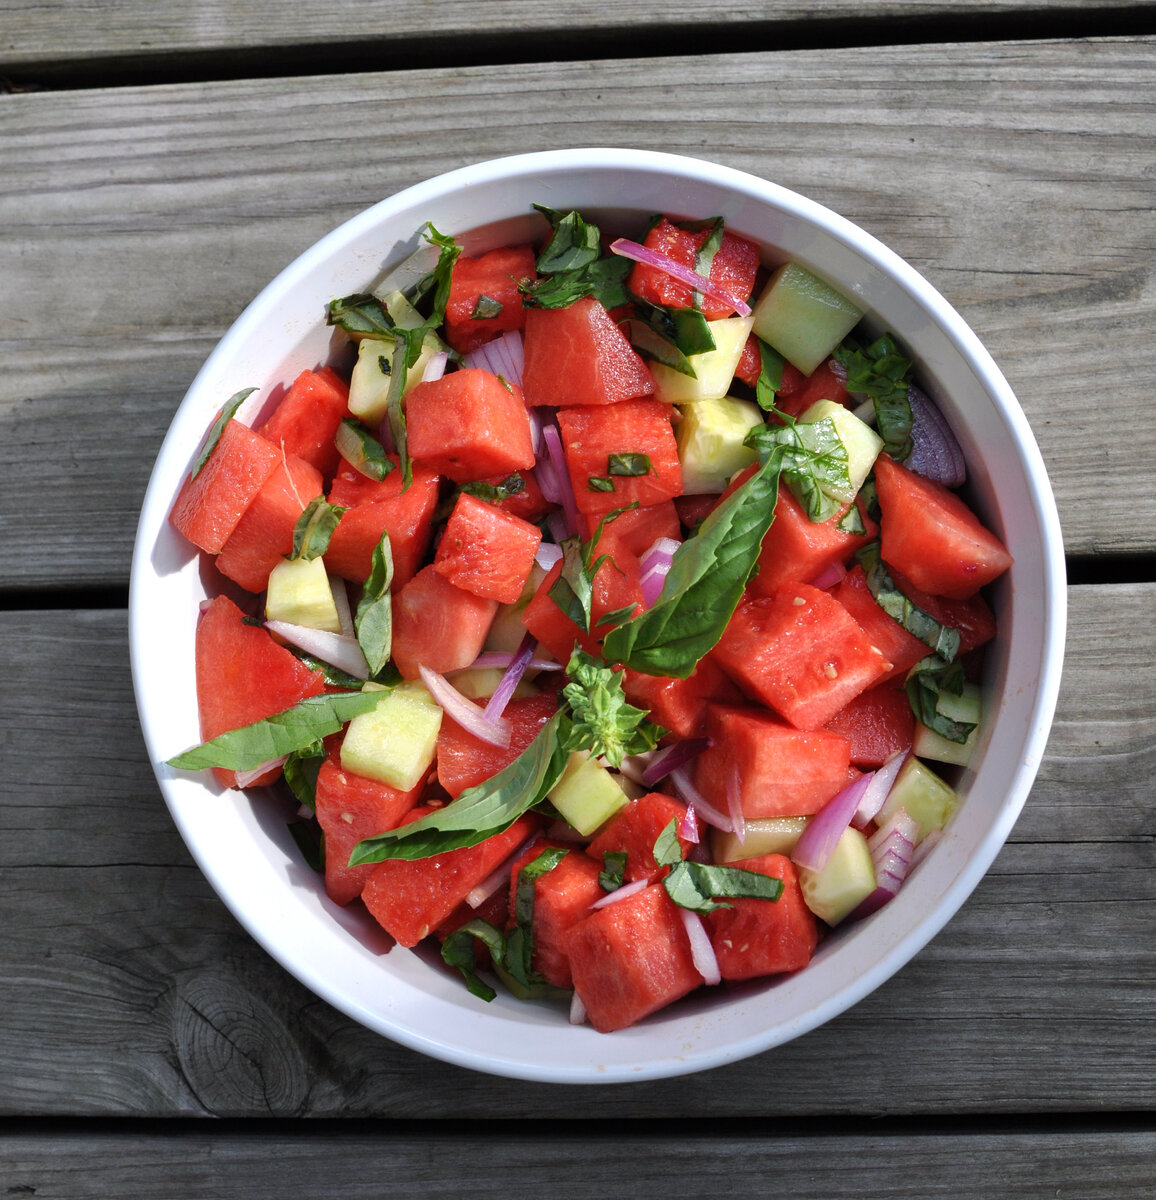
599, 850, 628, 892
664, 859, 785, 914
441, 919, 502, 1002
691, 217, 725, 310
532, 205, 603, 273
335, 417, 394, 482
593, 602, 638, 631
471, 294, 503, 320
746, 415, 849, 524
837, 502, 867, 536
349, 711, 571, 863
548, 536, 602, 632
355, 532, 394, 677
653, 818, 683, 868
287, 818, 324, 873
291, 496, 346, 560
857, 542, 961, 661
288, 648, 398, 690
190, 387, 257, 479
506, 846, 570, 988
559, 649, 664, 768
166, 690, 384, 772
600, 447, 785, 678
631, 299, 716, 357
906, 656, 978, 743
283, 742, 326, 812
407, 222, 461, 314
608, 452, 652, 478
755, 339, 786, 412
385, 330, 413, 489
834, 334, 913, 460
624, 319, 699, 378
326, 293, 395, 338
523, 206, 633, 310
460, 473, 526, 504
586, 476, 615, 493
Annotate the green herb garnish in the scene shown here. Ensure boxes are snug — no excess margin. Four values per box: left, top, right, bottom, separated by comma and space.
355, 532, 395, 677
190, 387, 257, 479
653, 819, 784, 914
335, 417, 393, 482
291, 496, 346, 561
834, 333, 913, 460
521, 206, 633, 310
906, 656, 979, 743
857, 542, 961, 661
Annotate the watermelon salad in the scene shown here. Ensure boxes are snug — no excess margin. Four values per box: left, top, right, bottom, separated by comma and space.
165, 206, 1013, 1033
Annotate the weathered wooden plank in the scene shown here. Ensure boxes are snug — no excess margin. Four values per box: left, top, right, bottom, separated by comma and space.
2, 1125, 1156, 1198
1, 38, 1154, 590
1, 584, 1152, 1117
0, 0, 1145, 75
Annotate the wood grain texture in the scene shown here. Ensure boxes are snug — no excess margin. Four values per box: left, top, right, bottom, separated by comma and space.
2, 38, 1154, 591
2, 1125, 1156, 1198
1, 584, 1151, 1118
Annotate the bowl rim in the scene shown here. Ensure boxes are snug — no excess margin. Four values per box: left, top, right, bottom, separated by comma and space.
130, 148, 1067, 1083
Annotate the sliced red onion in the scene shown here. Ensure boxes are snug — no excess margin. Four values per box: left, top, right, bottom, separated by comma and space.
569, 990, 588, 1025
808, 559, 848, 591
541, 423, 581, 537
235, 756, 287, 788
483, 633, 536, 722
591, 878, 649, 909
465, 832, 540, 909
329, 574, 355, 639
609, 238, 752, 317
791, 772, 875, 873
906, 386, 967, 488
463, 330, 525, 388
546, 510, 573, 545
617, 751, 656, 785
851, 750, 909, 831
420, 350, 449, 384
468, 650, 561, 672
851, 807, 920, 919
418, 665, 511, 748
534, 541, 564, 572
639, 536, 681, 608
526, 406, 545, 458
909, 827, 942, 870
640, 737, 711, 789
678, 803, 700, 844
669, 766, 734, 833
265, 619, 370, 680
680, 908, 722, 985
725, 763, 747, 847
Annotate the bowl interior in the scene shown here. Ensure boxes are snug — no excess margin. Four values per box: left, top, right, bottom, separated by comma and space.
131, 149, 1065, 1083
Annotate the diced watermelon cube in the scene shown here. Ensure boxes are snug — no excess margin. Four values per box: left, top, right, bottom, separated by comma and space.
874, 452, 1013, 599
257, 367, 350, 483
579, 499, 681, 559
828, 563, 929, 684
712, 582, 892, 730
314, 758, 424, 906
521, 297, 656, 407
691, 705, 852, 819
194, 594, 326, 789
564, 882, 702, 1032
888, 565, 999, 656
406, 368, 536, 482
479, 468, 555, 523
361, 811, 540, 947
433, 492, 543, 604
390, 565, 498, 680
704, 853, 819, 981
822, 680, 915, 768
621, 650, 742, 740
436, 693, 558, 799
169, 420, 283, 555
585, 792, 692, 885
215, 451, 323, 593
556, 400, 683, 518
443, 244, 537, 354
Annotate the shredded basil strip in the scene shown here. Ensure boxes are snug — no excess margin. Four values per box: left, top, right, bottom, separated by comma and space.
291, 496, 346, 561
653, 819, 683, 868
166, 690, 384, 772
287, 818, 324, 873
548, 536, 604, 632
857, 543, 961, 661
460, 473, 525, 504
505, 847, 570, 988
608, 452, 652, 477
190, 387, 257, 479
335, 417, 393, 482
282, 742, 326, 812
586, 476, 615, 493
691, 217, 726, 310
355, 532, 394, 677
441, 919, 502, 1002
652, 819, 785, 913
632, 299, 716, 357
471, 294, 503, 320
599, 850, 628, 892
834, 334, 914, 460
522, 206, 633, 310
906, 656, 978, 743
746, 415, 850, 524
755, 339, 786, 412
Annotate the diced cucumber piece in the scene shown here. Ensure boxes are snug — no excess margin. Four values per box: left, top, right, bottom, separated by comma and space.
444, 667, 538, 702
752, 263, 863, 376
484, 563, 546, 653
340, 680, 443, 791
265, 556, 342, 633
798, 826, 876, 926
675, 395, 763, 494
348, 335, 438, 426
650, 315, 754, 404
876, 755, 958, 842
712, 815, 809, 864
913, 683, 983, 767
798, 398, 884, 502
547, 749, 629, 836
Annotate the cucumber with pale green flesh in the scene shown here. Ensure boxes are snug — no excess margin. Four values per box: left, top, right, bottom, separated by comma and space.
752, 262, 864, 376
445, 668, 539, 702
913, 683, 982, 766
340, 681, 443, 791
798, 398, 884, 503
349, 335, 439, 427
650, 316, 755, 403
712, 815, 808, 864
876, 756, 958, 841
265, 556, 342, 633
547, 749, 629, 836
676, 394, 763, 494
797, 826, 876, 925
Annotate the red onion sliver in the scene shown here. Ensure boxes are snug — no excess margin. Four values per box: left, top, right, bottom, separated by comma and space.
680, 908, 722, 985
467, 650, 561, 672
906, 386, 967, 488
265, 619, 370, 681
617, 751, 656, 785
534, 541, 564, 573
465, 832, 541, 908
235, 756, 287, 788
591, 878, 649, 909
638, 536, 681, 608
909, 828, 943, 871
569, 991, 588, 1025
640, 737, 711, 788
483, 633, 536, 722
791, 772, 875, 873
808, 559, 847, 591
678, 803, 700, 845
464, 330, 525, 387
850, 807, 921, 920
669, 766, 734, 833
725, 763, 747, 846
609, 238, 752, 317
418, 665, 512, 748
420, 350, 449, 384
542, 423, 581, 536
329, 574, 355, 639
851, 750, 909, 831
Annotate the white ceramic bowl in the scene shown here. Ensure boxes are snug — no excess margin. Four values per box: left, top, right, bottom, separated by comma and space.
131, 149, 1066, 1083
